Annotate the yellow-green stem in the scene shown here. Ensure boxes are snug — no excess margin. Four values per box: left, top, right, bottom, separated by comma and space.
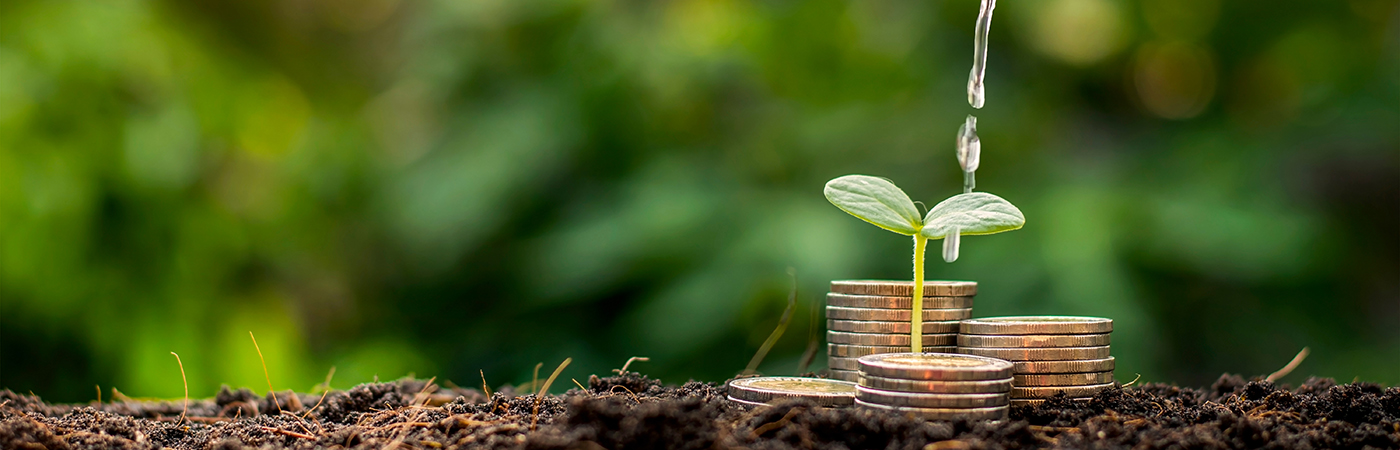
911, 235, 927, 353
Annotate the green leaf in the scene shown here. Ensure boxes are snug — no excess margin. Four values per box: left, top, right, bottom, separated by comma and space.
920, 192, 1025, 239
824, 175, 922, 235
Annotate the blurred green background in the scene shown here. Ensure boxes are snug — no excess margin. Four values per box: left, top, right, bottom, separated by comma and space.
2, 0, 1397, 403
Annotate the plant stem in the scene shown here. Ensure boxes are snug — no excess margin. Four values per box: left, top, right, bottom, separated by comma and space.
911, 235, 927, 353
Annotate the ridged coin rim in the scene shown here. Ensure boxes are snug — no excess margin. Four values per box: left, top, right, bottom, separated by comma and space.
727, 377, 857, 405
826, 293, 973, 309
857, 352, 1014, 381
858, 374, 1012, 394
1010, 383, 1115, 398
855, 399, 1008, 420
827, 331, 958, 346
827, 320, 960, 334
1011, 357, 1115, 373
855, 385, 1008, 407
1012, 371, 1116, 386
959, 316, 1112, 335
958, 333, 1111, 348
830, 280, 978, 297
826, 306, 972, 321
958, 346, 1112, 361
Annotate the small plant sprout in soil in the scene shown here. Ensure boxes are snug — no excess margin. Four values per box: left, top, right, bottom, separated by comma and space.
824, 135, 1022, 353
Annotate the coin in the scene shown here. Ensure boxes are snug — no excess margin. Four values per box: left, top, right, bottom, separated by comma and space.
826, 293, 973, 309
830, 280, 978, 297
855, 399, 1008, 421
858, 375, 1012, 394
1011, 357, 1115, 374
827, 331, 958, 346
1010, 383, 1114, 399
1008, 397, 1091, 407
826, 306, 972, 321
829, 344, 957, 357
727, 377, 857, 406
857, 353, 1014, 381
958, 346, 1111, 361
828, 369, 860, 382
959, 316, 1112, 335
1013, 372, 1115, 386
856, 386, 1007, 408
829, 356, 861, 371
827, 320, 961, 334
727, 396, 770, 408
957, 334, 1111, 348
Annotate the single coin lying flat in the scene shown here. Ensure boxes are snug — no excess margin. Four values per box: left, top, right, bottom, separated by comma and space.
727, 377, 857, 407
858, 374, 1012, 394
959, 346, 1112, 361
855, 399, 1008, 421
826, 306, 972, 321
830, 280, 978, 297
857, 352, 1014, 381
827, 319, 961, 334
1010, 383, 1115, 399
1013, 371, 1115, 386
1011, 357, 1115, 374
855, 385, 1008, 408
829, 344, 957, 358
826, 293, 974, 309
827, 331, 957, 346
959, 316, 1112, 335
957, 333, 1111, 348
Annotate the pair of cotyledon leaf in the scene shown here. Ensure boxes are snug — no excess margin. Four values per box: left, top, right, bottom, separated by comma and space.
823, 175, 1024, 240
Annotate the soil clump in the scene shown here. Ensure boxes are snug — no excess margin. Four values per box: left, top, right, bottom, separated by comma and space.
2, 373, 1396, 449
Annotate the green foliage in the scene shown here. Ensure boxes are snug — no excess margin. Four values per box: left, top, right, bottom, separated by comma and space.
921, 193, 1025, 240
823, 176, 922, 236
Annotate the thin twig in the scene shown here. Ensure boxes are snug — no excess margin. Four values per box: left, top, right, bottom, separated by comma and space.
260, 426, 315, 440
1266, 347, 1310, 382
751, 407, 803, 437
480, 370, 493, 398
614, 357, 649, 375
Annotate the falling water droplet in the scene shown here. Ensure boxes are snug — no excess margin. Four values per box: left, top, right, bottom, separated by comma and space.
956, 115, 980, 173
943, 227, 961, 263
967, 0, 996, 109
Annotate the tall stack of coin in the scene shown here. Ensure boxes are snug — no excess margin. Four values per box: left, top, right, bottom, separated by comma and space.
826, 280, 977, 381
854, 353, 1013, 420
957, 316, 1114, 406
726, 377, 857, 408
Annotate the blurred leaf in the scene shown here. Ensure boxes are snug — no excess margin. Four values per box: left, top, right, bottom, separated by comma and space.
823, 175, 922, 235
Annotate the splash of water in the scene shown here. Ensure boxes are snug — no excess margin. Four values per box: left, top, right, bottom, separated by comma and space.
943, 226, 961, 262
957, 115, 980, 193
967, 0, 996, 109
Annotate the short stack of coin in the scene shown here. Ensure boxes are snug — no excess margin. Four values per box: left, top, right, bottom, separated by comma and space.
957, 316, 1114, 407
726, 377, 857, 408
854, 353, 1013, 420
826, 280, 977, 381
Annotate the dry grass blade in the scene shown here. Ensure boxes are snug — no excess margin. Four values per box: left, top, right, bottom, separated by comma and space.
571, 378, 588, 393
532, 362, 544, 395
745, 267, 799, 375
480, 370, 493, 398
614, 357, 649, 374
1122, 373, 1142, 387
1267, 347, 1310, 382
170, 352, 189, 425
532, 358, 572, 430
249, 332, 283, 413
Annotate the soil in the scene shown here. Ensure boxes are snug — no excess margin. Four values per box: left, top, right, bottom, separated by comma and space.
2, 373, 1397, 449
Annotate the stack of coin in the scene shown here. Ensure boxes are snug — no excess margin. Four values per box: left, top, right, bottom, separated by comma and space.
854, 353, 1013, 420
825, 280, 976, 381
726, 377, 857, 408
957, 316, 1114, 406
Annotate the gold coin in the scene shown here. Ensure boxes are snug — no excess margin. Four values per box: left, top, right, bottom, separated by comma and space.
1009, 397, 1091, 407
858, 375, 1012, 394
827, 320, 961, 334
826, 306, 972, 321
958, 346, 1111, 361
1010, 383, 1114, 399
830, 280, 978, 297
827, 331, 957, 346
828, 356, 862, 371
1011, 357, 1115, 374
828, 344, 957, 357
828, 369, 860, 382
727, 377, 857, 406
856, 386, 1007, 408
826, 293, 973, 309
1013, 371, 1115, 386
855, 400, 1008, 421
856, 352, 1014, 381
957, 333, 1110, 348
959, 316, 1112, 335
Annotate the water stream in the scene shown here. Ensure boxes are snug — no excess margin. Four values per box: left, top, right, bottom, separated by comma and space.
967, 0, 996, 109
956, 115, 980, 193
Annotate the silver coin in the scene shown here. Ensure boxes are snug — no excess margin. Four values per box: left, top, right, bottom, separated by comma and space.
858, 374, 1012, 394
830, 280, 978, 297
826, 306, 972, 321
828, 344, 958, 357
1013, 371, 1115, 386
828, 369, 860, 382
727, 396, 770, 408
856, 385, 1007, 408
826, 293, 973, 309
827, 331, 958, 346
827, 320, 961, 334
958, 333, 1111, 348
1011, 357, 1116, 374
959, 316, 1112, 335
1008, 397, 1091, 408
856, 352, 1014, 381
727, 377, 857, 406
855, 399, 1008, 421
1010, 383, 1114, 399
958, 346, 1111, 361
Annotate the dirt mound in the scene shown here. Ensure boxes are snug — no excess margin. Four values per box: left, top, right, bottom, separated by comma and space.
2, 374, 1396, 449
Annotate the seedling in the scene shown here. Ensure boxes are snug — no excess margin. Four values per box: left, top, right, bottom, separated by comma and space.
824, 171, 1023, 352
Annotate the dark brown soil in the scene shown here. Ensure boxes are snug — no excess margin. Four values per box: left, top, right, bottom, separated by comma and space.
2, 373, 1397, 449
